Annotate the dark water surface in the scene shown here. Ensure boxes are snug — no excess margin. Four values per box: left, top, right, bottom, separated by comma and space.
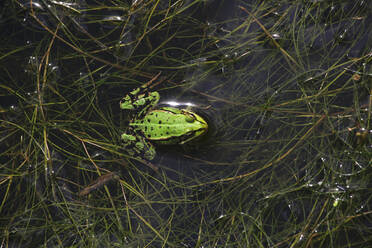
1, 0, 371, 247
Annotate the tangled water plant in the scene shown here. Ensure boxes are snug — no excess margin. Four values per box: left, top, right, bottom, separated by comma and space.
0, 0, 371, 247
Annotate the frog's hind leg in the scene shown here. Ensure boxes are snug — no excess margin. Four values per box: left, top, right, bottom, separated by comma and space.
121, 130, 156, 160
120, 86, 160, 115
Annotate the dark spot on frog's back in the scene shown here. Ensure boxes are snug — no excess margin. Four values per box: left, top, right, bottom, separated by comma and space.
158, 120, 162, 124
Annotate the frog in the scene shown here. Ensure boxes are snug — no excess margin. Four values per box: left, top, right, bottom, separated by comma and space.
120, 85, 208, 160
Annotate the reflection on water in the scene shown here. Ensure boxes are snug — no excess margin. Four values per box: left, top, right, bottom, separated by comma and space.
1, 0, 371, 247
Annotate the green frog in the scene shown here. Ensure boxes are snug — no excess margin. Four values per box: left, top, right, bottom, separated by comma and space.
120, 85, 208, 160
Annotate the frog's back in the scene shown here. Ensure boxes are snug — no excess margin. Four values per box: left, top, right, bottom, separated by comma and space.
130, 108, 207, 144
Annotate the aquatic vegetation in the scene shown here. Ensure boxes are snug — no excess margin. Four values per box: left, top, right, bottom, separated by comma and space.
0, 0, 371, 247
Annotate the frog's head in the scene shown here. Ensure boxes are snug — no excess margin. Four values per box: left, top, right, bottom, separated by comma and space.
180, 110, 208, 144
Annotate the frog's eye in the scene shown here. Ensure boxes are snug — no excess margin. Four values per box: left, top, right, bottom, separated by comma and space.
185, 114, 195, 123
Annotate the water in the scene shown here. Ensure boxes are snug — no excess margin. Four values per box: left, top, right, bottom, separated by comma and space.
1, 0, 371, 247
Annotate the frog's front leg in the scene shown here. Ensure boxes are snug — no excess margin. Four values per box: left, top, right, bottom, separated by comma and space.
120, 86, 160, 116
121, 130, 156, 160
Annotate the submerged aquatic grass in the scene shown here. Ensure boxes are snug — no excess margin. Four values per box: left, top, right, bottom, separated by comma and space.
0, 0, 371, 247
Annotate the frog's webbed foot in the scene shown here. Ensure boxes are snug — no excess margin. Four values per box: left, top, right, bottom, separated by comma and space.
120, 86, 160, 115
121, 132, 156, 160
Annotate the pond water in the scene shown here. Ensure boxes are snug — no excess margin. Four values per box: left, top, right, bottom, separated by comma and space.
1, 0, 371, 247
